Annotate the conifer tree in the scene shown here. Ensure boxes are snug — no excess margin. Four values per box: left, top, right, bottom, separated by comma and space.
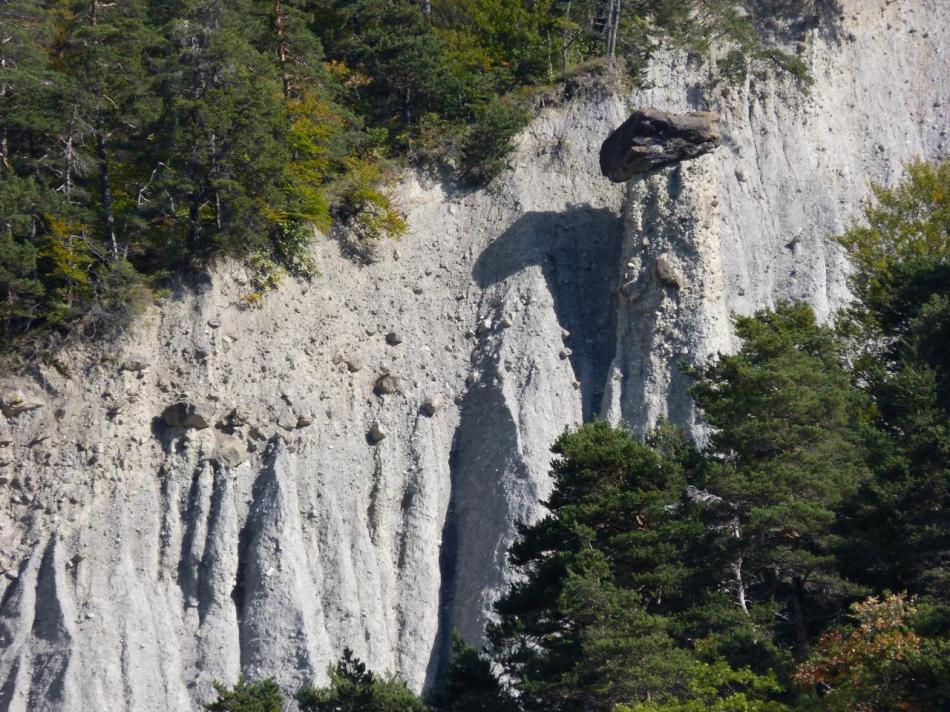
690, 303, 868, 655
428, 635, 518, 712
488, 422, 708, 711
296, 649, 430, 712
0, 176, 47, 336
835, 160, 950, 604
204, 676, 283, 712
54, 0, 159, 260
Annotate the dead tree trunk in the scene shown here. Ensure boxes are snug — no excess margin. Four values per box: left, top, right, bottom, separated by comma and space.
274, 0, 292, 98
96, 128, 118, 260
790, 577, 810, 657
1, 43, 9, 170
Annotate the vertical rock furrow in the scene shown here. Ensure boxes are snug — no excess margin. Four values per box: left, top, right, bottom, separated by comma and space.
0, 540, 81, 711
236, 440, 329, 692
0, 544, 42, 712
191, 464, 241, 699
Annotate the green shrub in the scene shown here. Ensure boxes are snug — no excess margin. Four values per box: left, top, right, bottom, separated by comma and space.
204, 676, 283, 712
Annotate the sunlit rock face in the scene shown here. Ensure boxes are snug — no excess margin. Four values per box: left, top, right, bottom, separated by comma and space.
1, 1, 948, 709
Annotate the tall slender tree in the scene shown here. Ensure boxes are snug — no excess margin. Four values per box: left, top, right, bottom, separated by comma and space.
54, 0, 159, 260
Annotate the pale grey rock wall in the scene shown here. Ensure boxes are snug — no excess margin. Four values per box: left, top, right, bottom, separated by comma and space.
0, 1, 947, 709
605, 0, 950, 432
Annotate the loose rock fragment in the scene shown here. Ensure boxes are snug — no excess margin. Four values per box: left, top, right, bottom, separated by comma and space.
0, 391, 43, 418
421, 394, 443, 417
214, 435, 249, 468
225, 406, 251, 427
122, 358, 150, 372
277, 408, 298, 431
368, 422, 386, 443
655, 255, 684, 289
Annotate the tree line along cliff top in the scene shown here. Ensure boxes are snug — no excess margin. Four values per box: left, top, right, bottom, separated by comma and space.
1, 0, 812, 350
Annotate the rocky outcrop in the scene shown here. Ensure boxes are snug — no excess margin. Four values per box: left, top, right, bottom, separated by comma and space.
0, 1, 947, 709
599, 108, 721, 182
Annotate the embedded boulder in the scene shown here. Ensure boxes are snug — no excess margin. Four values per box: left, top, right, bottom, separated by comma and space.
373, 374, 401, 396
655, 254, 685, 289
367, 422, 386, 443
161, 401, 214, 429
213, 434, 249, 468
600, 108, 721, 182
420, 394, 443, 417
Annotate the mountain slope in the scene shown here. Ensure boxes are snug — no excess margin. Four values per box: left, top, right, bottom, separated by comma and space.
0, 1, 948, 708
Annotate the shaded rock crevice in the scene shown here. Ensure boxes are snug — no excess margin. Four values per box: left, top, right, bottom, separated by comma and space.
474, 205, 624, 420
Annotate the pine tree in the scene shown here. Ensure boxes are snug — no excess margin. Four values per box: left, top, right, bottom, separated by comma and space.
0, 0, 60, 173
835, 160, 950, 604
54, 0, 160, 260
487, 422, 709, 711
690, 303, 869, 655
204, 676, 283, 712
428, 635, 518, 712
0, 175, 46, 337
295, 648, 430, 712
317, 0, 450, 139
146, 0, 283, 254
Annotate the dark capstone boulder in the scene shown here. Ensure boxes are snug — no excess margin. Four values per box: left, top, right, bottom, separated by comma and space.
600, 108, 721, 182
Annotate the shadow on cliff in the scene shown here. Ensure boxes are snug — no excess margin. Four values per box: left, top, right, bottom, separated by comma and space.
473, 205, 624, 420
426, 366, 528, 688
426, 205, 624, 687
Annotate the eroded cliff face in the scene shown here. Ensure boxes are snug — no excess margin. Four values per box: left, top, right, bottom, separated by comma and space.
1, 1, 947, 709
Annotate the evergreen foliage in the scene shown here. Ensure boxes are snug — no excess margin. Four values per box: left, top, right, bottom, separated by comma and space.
689, 303, 869, 654
295, 648, 430, 712
486, 421, 781, 711
1, 0, 814, 347
204, 676, 283, 712
834, 162, 950, 600
426, 634, 518, 712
